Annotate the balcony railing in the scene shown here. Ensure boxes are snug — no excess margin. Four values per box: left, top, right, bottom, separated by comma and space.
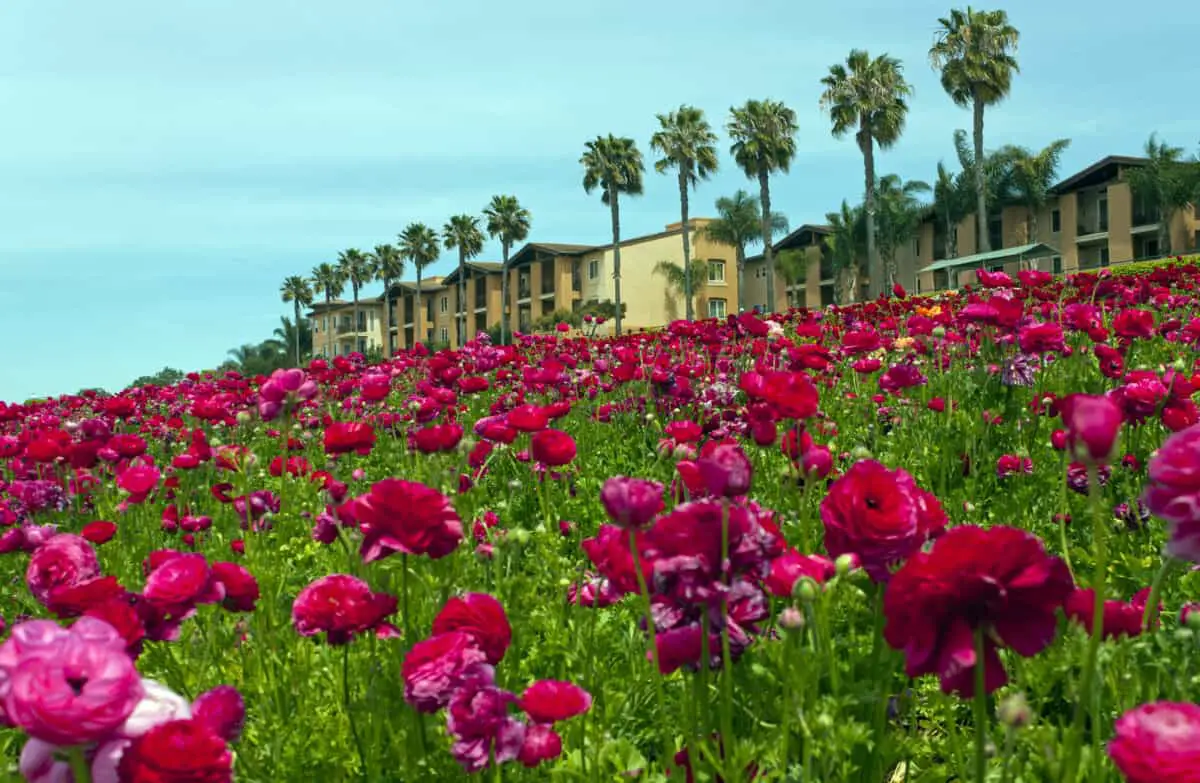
518, 281, 532, 299
335, 322, 361, 335
1132, 213, 1159, 227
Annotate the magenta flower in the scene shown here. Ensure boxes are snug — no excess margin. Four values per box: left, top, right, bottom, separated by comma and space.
600, 476, 665, 529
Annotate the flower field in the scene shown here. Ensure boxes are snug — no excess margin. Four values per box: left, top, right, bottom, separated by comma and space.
3, 262, 1200, 782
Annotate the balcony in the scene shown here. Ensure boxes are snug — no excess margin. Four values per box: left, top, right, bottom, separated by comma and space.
517, 279, 532, 300
335, 322, 363, 335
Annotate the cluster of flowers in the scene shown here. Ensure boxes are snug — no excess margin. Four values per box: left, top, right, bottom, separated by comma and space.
2, 617, 243, 782
400, 593, 591, 772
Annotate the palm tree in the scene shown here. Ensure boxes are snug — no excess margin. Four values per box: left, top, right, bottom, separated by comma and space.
650, 105, 720, 321
484, 195, 532, 346
398, 223, 441, 344
1126, 134, 1200, 256
1001, 139, 1071, 257
336, 249, 372, 351
271, 316, 313, 363
652, 259, 709, 319
874, 175, 932, 286
372, 244, 405, 356
704, 190, 788, 313
930, 7, 1021, 254
820, 50, 913, 299
825, 200, 866, 303
279, 275, 314, 365
932, 159, 972, 259
727, 100, 798, 314
775, 247, 815, 307
581, 134, 645, 337
442, 215, 485, 346
310, 262, 344, 357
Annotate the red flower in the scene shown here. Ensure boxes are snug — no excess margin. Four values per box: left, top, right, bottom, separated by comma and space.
81, 520, 117, 545
210, 562, 260, 613
766, 549, 835, 598
117, 718, 234, 783
431, 593, 512, 665
820, 460, 945, 582
401, 631, 489, 713
1108, 701, 1200, 783
143, 553, 225, 615
519, 680, 592, 723
600, 476, 665, 529
323, 421, 376, 456
883, 525, 1073, 697
530, 429, 576, 467
344, 479, 464, 563
291, 574, 399, 645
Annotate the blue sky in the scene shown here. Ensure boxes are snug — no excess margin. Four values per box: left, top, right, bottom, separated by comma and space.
1, 0, 1195, 401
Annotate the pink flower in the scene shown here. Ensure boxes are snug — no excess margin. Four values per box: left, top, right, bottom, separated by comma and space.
446, 670, 526, 773
517, 723, 563, 768
696, 441, 752, 498
600, 476, 665, 529
192, 685, 245, 743
519, 680, 592, 724
0, 617, 143, 745
401, 631, 489, 713
143, 553, 225, 615
1060, 393, 1123, 465
25, 533, 101, 606
1142, 423, 1200, 562
1108, 701, 1200, 782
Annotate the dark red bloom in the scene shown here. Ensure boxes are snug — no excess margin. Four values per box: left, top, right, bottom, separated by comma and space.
343, 479, 464, 562
116, 718, 234, 783
431, 592, 512, 665
291, 574, 399, 645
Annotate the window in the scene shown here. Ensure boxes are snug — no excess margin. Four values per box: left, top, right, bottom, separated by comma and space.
1099, 199, 1109, 232
588, 259, 600, 279
440, 296, 448, 313
1100, 247, 1110, 266
1145, 239, 1160, 258
320, 317, 326, 331
1051, 255, 1063, 274
914, 238, 921, 256
1051, 210, 1061, 233
439, 327, 449, 343
708, 298, 727, 319
707, 260, 726, 283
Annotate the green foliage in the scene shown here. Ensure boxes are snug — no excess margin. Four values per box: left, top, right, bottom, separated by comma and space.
129, 367, 185, 388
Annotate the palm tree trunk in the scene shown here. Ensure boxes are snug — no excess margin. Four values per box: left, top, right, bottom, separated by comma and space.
759, 171, 774, 313
352, 287, 360, 355
293, 300, 302, 365
324, 292, 333, 358
457, 253, 466, 348
678, 170, 693, 321
973, 93, 990, 253
944, 211, 956, 259
500, 242, 510, 346
416, 271, 424, 345
735, 245, 746, 313
1159, 208, 1172, 256
861, 133, 880, 299
383, 281, 393, 356
610, 191, 623, 337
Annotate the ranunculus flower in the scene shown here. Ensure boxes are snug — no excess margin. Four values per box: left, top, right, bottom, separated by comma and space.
820, 460, 946, 582
81, 520, 118, 545
696, 441, 752, 498
343, 479, 464, 563
431, 593, 512, 666
1060, 393, 1123, 465
530, 429, 576, 467
519, 680, 592, 723
0, 617, 144, 745
600, 476, 665, 529
883, 525, 1074, 697
116, 718, 234, 783
401, 631, 489, 713
1142, 423, 1200, 562
192, 685, 245, 743
518, 723, 563, 768
25, 533, 101, 606
1108, 701, 1200, 782
292, 574, 399, 645
210, 562, 259, 613
143, 553, 225, 615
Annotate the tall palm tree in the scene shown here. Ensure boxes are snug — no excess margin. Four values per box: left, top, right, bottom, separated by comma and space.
775, 247, 815, 307
727, 100, 798, 314
271, 316, 313, 363
484, 195, 532, 346
1001, 138, 1071, 255
930, 7, 1021, 254
581, 135, 645, 337
650, 105, 720, 321
1125, 134, 1200, 256
336, 249, 372, 351
932, 159, 972, 259
279, 275, 314, 365
372, 244, 405, 356
310, 262, 344, 357
652, 259, 709, 319
704, 190, 788, 313
398, 223, 441, 344
874, 174, 932, 286
820, 49, 913, 299
442, 215, 485, 346
825, 200, 866, 303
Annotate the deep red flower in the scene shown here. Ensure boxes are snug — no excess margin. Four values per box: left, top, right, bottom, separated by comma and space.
116, 718, 234, 783
323, 421, 376, 456
291, 574, 399, 645
530, 429, 576, 467
431, 593, 512, 665
81, 520, 118, 545
883, 525, 1074, 697
344, 478, 464, 562
519, 680, 592, 723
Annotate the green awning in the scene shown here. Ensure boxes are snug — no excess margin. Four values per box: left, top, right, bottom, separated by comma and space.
919, 242, 1059, 274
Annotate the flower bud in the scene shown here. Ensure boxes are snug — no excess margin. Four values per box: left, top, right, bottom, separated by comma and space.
834, 553, 857, 578
997, 692, 1032, 729
794, 578, 818, 603
778, 607, 805, 632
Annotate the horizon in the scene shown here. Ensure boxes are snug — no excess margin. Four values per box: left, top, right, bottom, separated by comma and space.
2, 0, 1196, 402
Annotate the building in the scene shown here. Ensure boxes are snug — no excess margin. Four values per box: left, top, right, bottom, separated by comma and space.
744, 225, 842, 312
309, 298, 387, 358
896, 154, 1200, 293
441, 262, 506, 345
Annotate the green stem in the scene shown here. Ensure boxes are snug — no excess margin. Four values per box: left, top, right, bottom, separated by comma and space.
1063, 464, 1109, 782
718, 501, 736, 778
868, 588, 889, 781
343, 645, 369, 780
1141, 557, 1175, 632
973, 627, 988, 783
66, 747, 92, 783
629, 528, 672, 771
